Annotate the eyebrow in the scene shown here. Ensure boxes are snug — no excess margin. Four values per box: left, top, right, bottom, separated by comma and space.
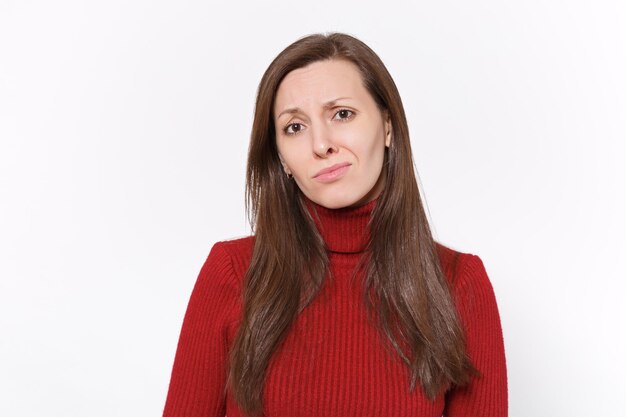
276, 97, 353, 120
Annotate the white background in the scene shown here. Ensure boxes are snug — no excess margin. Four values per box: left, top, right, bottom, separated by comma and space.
1, 1, 624, 416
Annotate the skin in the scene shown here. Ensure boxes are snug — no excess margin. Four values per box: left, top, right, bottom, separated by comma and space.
273, 58, 392, 209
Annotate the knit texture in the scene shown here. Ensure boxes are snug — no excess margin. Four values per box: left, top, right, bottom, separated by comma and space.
162, 195, 508, 416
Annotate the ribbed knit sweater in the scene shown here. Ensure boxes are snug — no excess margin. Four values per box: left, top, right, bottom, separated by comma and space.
162, 195, 508, 416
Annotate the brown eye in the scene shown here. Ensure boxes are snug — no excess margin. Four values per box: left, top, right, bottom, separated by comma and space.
334, 109, 354, 121
284, 122, 303, 136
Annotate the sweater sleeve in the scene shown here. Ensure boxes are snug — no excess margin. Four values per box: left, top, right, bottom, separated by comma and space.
162, 242, 239, 417
443, 254, 508, 417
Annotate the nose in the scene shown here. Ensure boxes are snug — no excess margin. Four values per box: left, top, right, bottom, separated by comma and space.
311, 122, 338, 158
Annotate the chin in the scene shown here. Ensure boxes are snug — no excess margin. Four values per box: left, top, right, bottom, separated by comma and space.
325, 200, 351, 210
321, 191, 370, 210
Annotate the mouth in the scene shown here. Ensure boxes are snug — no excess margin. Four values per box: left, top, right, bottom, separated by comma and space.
313, 162, 352, 182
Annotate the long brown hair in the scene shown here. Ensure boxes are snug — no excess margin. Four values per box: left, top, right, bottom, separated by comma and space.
227, 32, 479, 416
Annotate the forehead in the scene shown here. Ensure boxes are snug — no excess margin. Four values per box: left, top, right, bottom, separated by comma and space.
273, 59, 368, 117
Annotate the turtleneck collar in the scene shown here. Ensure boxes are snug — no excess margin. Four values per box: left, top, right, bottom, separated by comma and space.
302, 193, 379, 254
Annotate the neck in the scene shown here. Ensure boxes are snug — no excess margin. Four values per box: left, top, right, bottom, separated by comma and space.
302, 194, 379, 254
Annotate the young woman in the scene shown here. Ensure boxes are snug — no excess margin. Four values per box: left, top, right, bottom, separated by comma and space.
163, 32, 508, 417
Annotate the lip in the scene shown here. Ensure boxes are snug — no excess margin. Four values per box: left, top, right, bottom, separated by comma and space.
313, 162, 352, 182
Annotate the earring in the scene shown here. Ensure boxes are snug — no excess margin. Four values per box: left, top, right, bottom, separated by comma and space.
287, 172, 293, 179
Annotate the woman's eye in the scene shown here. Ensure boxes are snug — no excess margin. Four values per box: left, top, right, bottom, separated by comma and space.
284, 123, 303, 136
334, 109, 354, 121
283, 110, 353, 136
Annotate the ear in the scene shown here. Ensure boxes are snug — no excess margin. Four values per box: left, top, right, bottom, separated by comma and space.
384, 113, 392, 148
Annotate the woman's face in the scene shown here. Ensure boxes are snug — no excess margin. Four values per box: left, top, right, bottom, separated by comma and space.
273, 59, 392, 209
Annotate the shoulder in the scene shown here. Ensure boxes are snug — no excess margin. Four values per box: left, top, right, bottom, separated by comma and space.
204, 235, 256, 289
435, 243, 501, 321
435, 241, 463, 274
434, 241, 493, 295
214, 234, 256, 257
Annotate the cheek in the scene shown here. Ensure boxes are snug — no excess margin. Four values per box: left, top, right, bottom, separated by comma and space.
352, 130, 386, 164
278, 141, 308, 172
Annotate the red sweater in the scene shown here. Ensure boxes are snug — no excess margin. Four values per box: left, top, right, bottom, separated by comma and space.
162, 195, 508, 416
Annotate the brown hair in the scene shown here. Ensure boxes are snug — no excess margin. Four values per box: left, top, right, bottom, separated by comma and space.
227, 32, 479, 416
